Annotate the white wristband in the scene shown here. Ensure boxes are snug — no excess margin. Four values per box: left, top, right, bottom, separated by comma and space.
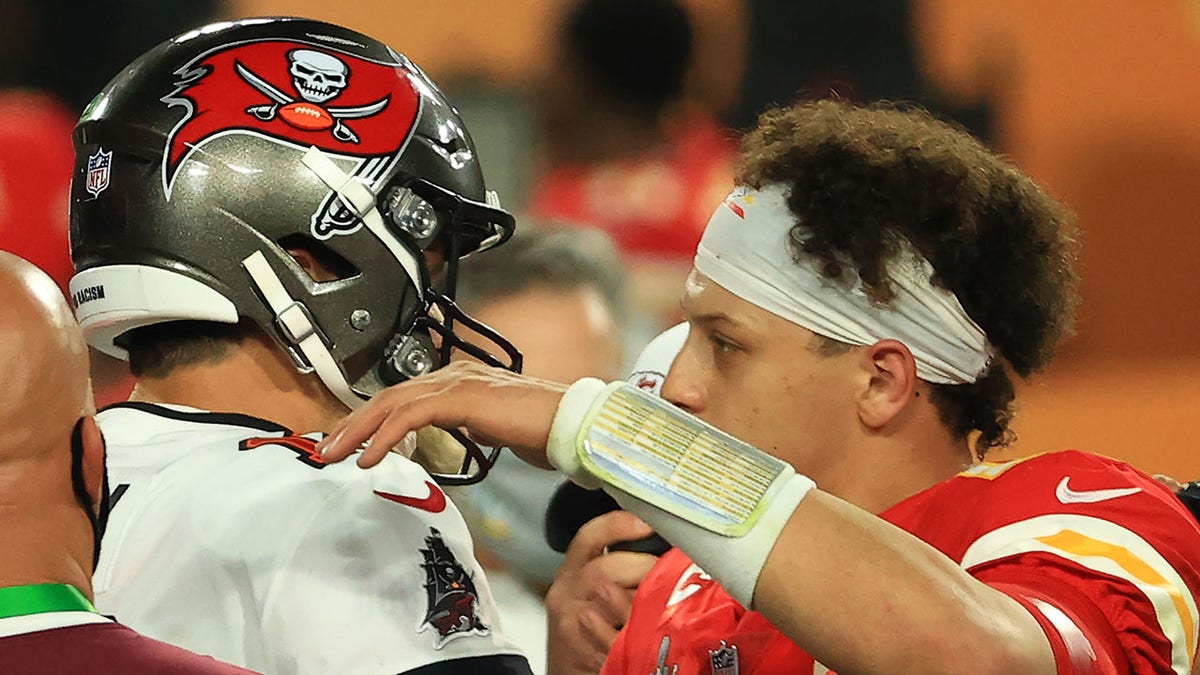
604, 473, 810, 607
547, 377, 609, 489
547, 377, 816, 604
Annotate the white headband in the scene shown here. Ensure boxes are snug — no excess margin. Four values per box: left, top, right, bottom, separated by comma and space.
693, 185, 993, 385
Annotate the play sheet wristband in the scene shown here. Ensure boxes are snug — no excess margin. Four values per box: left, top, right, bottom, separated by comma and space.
548, 378, 810, 537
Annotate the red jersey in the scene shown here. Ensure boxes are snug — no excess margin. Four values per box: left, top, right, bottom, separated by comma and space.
0, 613, 257, 674
604, 451, 1200, 674
527, 114, 735, 264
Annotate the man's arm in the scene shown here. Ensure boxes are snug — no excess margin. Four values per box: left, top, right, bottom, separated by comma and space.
314, 364, 1122, 674
761, 491, 1055, 672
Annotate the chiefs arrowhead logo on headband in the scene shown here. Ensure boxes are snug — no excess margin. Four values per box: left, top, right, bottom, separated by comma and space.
161, 40, 421, 238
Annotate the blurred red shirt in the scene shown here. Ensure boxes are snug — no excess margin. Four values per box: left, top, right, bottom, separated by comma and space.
528, 113, 735, 265
0, 90, 76, 292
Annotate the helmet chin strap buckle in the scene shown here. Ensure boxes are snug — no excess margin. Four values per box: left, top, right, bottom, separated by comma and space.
276, 300, 317, 345
242, 250, 364, 410
274, 300, 320, 374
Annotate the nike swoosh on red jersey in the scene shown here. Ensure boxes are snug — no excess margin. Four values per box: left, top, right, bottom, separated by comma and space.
374, 481, 447, 513
1055, 476, 1142, 504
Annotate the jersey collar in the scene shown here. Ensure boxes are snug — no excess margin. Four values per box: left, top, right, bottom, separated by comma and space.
0, 584, 112, 638
0, 583, 95, 620
0, 611, 112, 638
100, 401, 292, 434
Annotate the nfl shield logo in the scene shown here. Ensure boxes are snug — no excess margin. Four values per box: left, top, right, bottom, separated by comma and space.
709, 641, 739, 675
85, 148, 112, 197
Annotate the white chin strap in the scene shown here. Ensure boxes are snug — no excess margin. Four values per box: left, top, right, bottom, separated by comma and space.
695, 185, 994, 385
300, 146, 425, 299
242, 251, 362, 410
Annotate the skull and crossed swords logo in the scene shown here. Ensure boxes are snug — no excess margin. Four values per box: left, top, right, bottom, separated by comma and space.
235, 49, 388, 143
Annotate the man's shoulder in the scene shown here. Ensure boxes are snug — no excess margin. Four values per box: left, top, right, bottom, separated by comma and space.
0, 621, 256, 674
97, 402, 291, 441
96, 402, 448, 548
945, 449, 1176, 515
955, 449, 1147, 483
888, 450, 1200, 578
940, 454, 1200, 673
97, 401, 424, 490
99, 622, 258, 673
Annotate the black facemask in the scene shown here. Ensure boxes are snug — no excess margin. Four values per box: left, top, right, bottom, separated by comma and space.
69, 418, 110, 569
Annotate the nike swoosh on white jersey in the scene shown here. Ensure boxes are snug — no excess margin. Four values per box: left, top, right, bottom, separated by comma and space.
1055, 476, 1142, 504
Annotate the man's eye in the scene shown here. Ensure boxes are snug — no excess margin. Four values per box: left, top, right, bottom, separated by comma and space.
712, 334, 739, 353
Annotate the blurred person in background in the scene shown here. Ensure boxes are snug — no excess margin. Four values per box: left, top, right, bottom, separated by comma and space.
526, 0, 736, 332
0, 0, 76, 289
10, 0, 225, 114
728, 0, 994, 141
0, 92, 76, 294
0, 251, 254, 674
449, 227, 631, 674
0, 0, 220, 407
69, 16, 532, 675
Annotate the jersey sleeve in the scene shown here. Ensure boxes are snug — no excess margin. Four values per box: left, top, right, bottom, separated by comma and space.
956, 454, 1200, 674
257, 454, 531, 675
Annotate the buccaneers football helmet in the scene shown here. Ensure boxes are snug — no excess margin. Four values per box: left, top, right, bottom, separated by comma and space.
69, 17, 520, 484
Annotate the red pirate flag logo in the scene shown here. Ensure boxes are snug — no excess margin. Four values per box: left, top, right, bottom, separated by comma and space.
234, 49, 389, 143
160, 40, 421, 236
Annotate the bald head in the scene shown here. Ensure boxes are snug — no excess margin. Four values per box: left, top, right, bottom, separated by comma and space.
0, 251, 92, 461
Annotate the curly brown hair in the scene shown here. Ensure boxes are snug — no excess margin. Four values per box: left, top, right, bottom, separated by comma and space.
737, 100, 1080, 451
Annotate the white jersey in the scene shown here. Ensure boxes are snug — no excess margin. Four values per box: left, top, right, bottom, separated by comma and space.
94, 402, 531, 675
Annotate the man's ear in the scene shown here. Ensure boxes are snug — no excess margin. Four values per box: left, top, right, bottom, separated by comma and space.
78, 416, 106, 507
856, 339, 918, 430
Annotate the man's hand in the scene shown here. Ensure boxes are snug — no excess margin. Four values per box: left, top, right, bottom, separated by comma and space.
546, 510, 659, 675
317, 361, 568, 469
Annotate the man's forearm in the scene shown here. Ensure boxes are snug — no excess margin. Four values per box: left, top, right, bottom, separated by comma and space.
550, 379, 1055, 674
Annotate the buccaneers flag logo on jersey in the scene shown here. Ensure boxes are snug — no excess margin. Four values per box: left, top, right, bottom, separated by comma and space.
417, 527, 489, 648
160, 39, 421, 238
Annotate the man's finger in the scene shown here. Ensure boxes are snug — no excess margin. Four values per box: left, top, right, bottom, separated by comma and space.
586, 580, 638, 629
318, 399, 392, 461
589, 551, 659, 589
321, 380, 444, 465
1154, 473, 1184, 492
564, 510, 654, 570
354, 389, 471, 468
578, 606, 622, 657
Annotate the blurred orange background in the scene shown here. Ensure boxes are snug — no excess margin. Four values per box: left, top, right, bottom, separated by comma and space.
234, 0, 1200, 477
